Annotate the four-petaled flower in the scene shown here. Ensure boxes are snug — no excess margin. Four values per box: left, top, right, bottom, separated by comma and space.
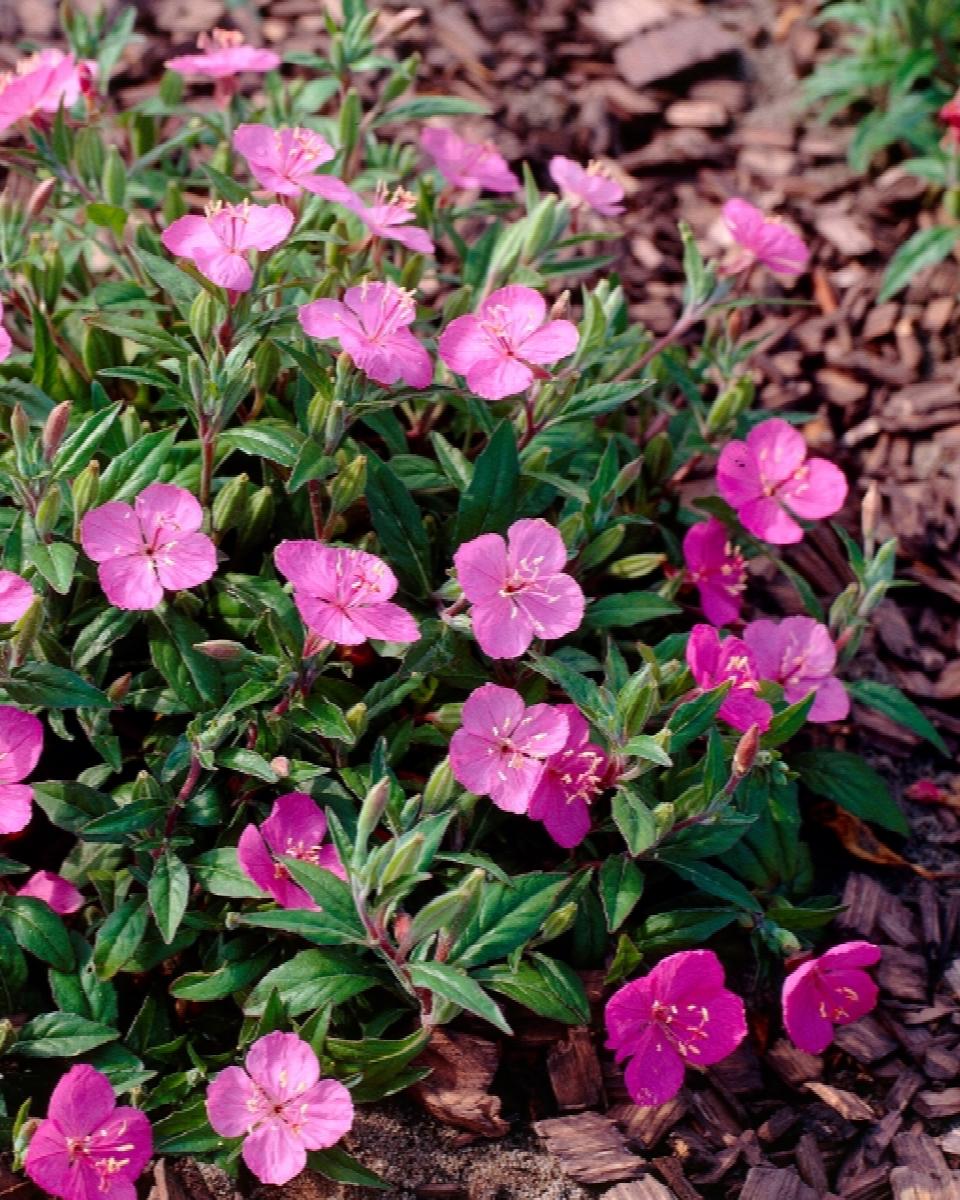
450, 683, 569, 813
0, 705, 44, 835
18, 871, 84, 914
161, 200, 294, 292
682, 518, 746, 627
528, 705, 610, 848
24, 1064, 152, 1200
744, 615, 849, 724
606, 950, 748, 1108
232, 124, 353, 203
275, 541, 420, 646
206, 1032, 354, 1187
0, 569, 34, 622
454, 518, 584, 659
439, 285, 579, 401
686, 624, 772, 733
165, 29, 280, 79
782, 941, 881, 1054
80, 484, 217, 612
420, 127, 519, 193
0, 50, 95, 134
238, 792, 345, 910
722, 198, 810, 277
549, 156, 625, 217
716, 418, 848, 545
299, 281, 432, 389
346, 184, 434, 254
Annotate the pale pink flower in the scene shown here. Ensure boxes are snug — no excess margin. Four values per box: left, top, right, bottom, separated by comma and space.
528, 705, 609, 848
782, 941, 881, 1054
346, 185, 434, 254
682, 518, 746, 627
606, 950, 747, 1108
549, 156, 625, 217
274, 541, 420, 646
453, 518, 584, 659
232, 124, 353, 203
420, 127, 519, 193
165, 29, 280, 79
449, 683, 569, 813
686, 624, 772, 734
0, 50, 95, 134
161, 201, 294, 293
24, 1064, 152, 1200
299, 281, 432, 389
0, 569, 34, 621
207, 1032, 353, 1186
18, 870, 84, 915
0, 706, 43, 835
0, 299, 11, 363
80, 483, 217, 612
716, 418, 848, 545
722, 198, 809, 277
438, 285, 579, 401
238, 792, 345, 910
744, 615, 849, 724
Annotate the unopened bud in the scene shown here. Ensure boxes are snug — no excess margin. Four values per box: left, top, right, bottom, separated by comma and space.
338, 88, 362, 161
133, 769, 161, 802
12, 596, 43, 662
423, 756, 455, 813
25, 178, 56, 224
707, 377, 754, 434
189, 291, 217, 345
732, 724, 760, 780
107, 672, 132, 703
254, 340, 281, 393
42, 402, 72, 462
236, 486, 275, 550
270, 755, 290, 778
539, 901, 577, 942
345, 702, 367, 737
102, 147, 127, 208
307, 391, 332, 437
212, 472, 249, 534
379, 832, 425, 888
34, 488, 62, 538
119, 406, 141, 448
194, 640, 249, 661
11, 404, 30, 457
159, 70, 184, 107
644, 433, 672, 482
71, 460, 100, 535
74, 127, 105, 185
549, 289, 571, 322
162, 179, 187, 224
329, 455, 366, 515
426, 703, 462, 736
356, 777, 391, 851
522, 195, 559, 261
861, 480, 881, 549
609, 553, 666, 580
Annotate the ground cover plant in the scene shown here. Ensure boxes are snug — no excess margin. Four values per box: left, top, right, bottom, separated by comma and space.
0, 3, 945, 1194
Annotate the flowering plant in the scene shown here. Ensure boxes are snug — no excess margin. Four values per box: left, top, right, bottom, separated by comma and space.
0, 0, 937, 1190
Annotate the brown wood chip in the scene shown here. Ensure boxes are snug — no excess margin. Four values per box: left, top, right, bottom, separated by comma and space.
411, 1030, 509, 1138
804, 1082, 876, 1121
603, 1179, 678, 1200
739, 1167, 819, 1200
534, 1112, 645, 1185
609, 1095, 689, 1150
547, 1026, 605, 1111
613, 16, 739, 88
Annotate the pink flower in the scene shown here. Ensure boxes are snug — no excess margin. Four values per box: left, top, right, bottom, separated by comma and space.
161, 201, 294, 293
782, 942, 881, 1054
722, 198, 809, 277
80, 483, 217, 612
346, 185, 434, 254
0, 50, 95, 134
743, 616, 849, 724
238, 792, 345, 910
232, 124, 353, 203
165, 29, 280, 79
274, 541, 420, 646
606, 950, 748, 1108
0, 706, 43, 835
420, 127, 519, 193
18, 871, 84, 915
528, 705, 609, 848
940, 92, 960, 142
438, 285, 579, 401
682, 519, 746, 627
686, 624, 772, 734
453, 518, 585, 659
206, 1032, 354, 1187
716, 418, 848, 545
0, 569, 33, 621
450, 683, 569, 813
299, 282, 432, 389
24, 1064, 152, 1200
549, 156, 625, 217
0, 299, 11, 363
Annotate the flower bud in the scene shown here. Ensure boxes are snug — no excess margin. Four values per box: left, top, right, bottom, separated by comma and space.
71, 460, 100, 534
12, 596, 44, 662
549, 289, 571, 322
189, 291, 217, 345
644, 433, 672, 482
522, 195, 559, 261
236, 486, 275, 551
423, 756, 455, 813
706, 376, 754, 434
42, 402, 71, 463
861, 480, 881, 549
426, 704, 462, 736
82, 325, 121, 378
159, 70, 184, 107
212, 472, 249, 534
539, 901, 578, 942
194, 640, 250, 661
345, 702, 367, 737
338, 88, 362, 162
732, 723, 760, 780
254, 340, 281, 393
101, 147, 127, 208
307, 391, 333, 437
119, 406, 141, 448
25, 178, 56, 225
329, 455, 366, 515
379, 832, 425, 888
74, 126, 105, 185
11, 404, 30, 467
133, 770, 162, 803
107, 672, 132, 703
162, 179, 187, 225
399, 253, 425, 291
609, 553, 667, 580
652, 801, 675, 836
270, 755, 290, 778
34, 488, 62, 538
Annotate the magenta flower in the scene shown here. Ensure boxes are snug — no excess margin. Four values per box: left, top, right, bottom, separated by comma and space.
453, 518, 584, 659
274, 541, 420, 646
449, 683, 569, 813
0, 706, 43, 835
299, 281, 432, 389
0, 569, 34, 622
0, 50, 94, 134
165, 29, 280, 79
24, 1064, 152, 1200
232, 124, 353, 203
940, 92, 960, 142
346, 185, 434, 254
528, 705, 609, 848
606, 950, 748, 1108
686, 624, 772, 734
18, 871, 84, 915
743, 616, 849, 724
716, 418, 848, 545
782, 941, 881, 1054
549, 156, 625, 217
438, 285, 579, 401
682, 519, 746, 627
420, 127, 519, 193
722, 198, 809, 277
206, 1032, 354, 1187
238, 792, 345, 911
0, 299, 11, 362
80, 484, 216, 612
161, 201, 294, 293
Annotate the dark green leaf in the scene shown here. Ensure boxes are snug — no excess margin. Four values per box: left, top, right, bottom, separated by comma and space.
793, 750, 908, 835
407, 962, 511, 1034
585, 592, 680, 628
365, 455, 433, 597
12, 1012, 118, 1058
847, 680, 947, 755
454, 422, 520, 542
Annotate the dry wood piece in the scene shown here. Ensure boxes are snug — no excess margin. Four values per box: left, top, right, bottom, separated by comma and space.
533, 1112, 645, 1185
767, 1039, 823, 1087
804, 1082, 876, 1121
614, 16, 739, 88
610, 1095, 689, 1149
914, 1090, 960, 1121
878, 946, 930, 1003
585, 0, 673, 42
547, 1026, 605, 1111
833, 1016, 898, 1063
838, 874, 889, 937
411, 1030, 509, 1138
739, 1166, 818, 1200
652, 1157, 703, 1200
603, 1179, 678, 1200
794, 1133, 830, 1193
0, 1164, 39, 1200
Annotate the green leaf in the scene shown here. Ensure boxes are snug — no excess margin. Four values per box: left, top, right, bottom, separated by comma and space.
148, 851, 190, 944
449, 873, 567, 968
475, 953, 590, 1024
529, 654, 611, 725
219, 422, 304, 469
4, 663, 110, 709
244, 949, 385, 1017
93, 897, 150, 979
667, 684, 730, 753
793, 750, 908, 835
98, 428, 179, 503
585, 592, 680, 628
308, 1148, 389, 1190
73, 608, 139, 670
12, 1012, 119, 1058
762, 692, 815, 749
612, 785, 657, 856
408, 962, 511, 1034
622, 735, 672, 767
376, 96, 488, 125
847, 680, 947, 755
599, 854, 645, 931
33, 781, 112, 832
281, 858, 367, 940
51, 403, 120, 479
365, 455, 433, 597
5, 896, 75, 971
26, 542, 77, 595
170, 949, 274, 1001
454, 422, 520, 542
133, 248, 202, 316
634, 907, 738, 953
150, 608, 222, 710
658, 855, 762, 913
87, 202, 127, 237
154, 1098, 223, 1154
879, 226, 958, 302
191, 847, 262, 898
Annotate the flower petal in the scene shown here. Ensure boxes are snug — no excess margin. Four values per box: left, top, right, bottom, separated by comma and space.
98, 555, 163, 611
455, 533, 508, 604
246, 1032, 320, 1103
242, 1118, 306, 1187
